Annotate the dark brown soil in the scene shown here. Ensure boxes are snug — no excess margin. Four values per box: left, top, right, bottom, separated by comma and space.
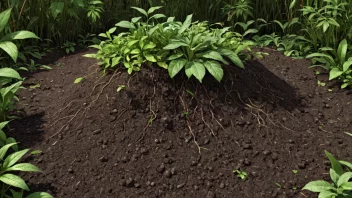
10, 48, 352, 198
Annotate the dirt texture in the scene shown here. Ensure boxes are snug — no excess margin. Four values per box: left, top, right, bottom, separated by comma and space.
10, 48, 352, 198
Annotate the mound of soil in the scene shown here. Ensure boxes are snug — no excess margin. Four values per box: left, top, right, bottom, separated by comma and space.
11, 49, 352, 198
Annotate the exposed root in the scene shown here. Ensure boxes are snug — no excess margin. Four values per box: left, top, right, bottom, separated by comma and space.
201, 108, 215, 137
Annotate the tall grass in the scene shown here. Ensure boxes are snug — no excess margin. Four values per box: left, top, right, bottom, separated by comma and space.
1, 0, 351, 46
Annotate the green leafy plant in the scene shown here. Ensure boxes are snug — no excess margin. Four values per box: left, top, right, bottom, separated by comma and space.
62, 41, 76, 54
233, 169, 248, 181
0, 8, 39, 62
303, 151, 352, 198
87, 0, 104, 23
0, 68, 23, 122
307, 39, 352, 88
87, 7, 249, 83
0, 142, 53, 198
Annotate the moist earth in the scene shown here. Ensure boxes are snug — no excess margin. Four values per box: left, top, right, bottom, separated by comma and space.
10, 49, 352, 198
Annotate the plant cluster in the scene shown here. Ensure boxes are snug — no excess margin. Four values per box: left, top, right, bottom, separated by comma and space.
0, 68, 52, 198
87, 6, 254, 83
303, 151, 352, 198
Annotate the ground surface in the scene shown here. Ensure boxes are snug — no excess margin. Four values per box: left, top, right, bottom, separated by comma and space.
10, 49, 352, 198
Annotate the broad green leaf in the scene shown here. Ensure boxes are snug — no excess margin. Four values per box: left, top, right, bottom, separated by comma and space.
178, 14, 193, 34
302, 180, 334, 193
340, 182, 352, 190
167, 53, 184, 60
340, 161, 352, 171
74, 77, 84, 84
148, 6, 163, 15
26, 192, 53, 198
131, 17, 141, 23
49, 2, 64, 19
1, 31, 38, 41
343, 60, 352, 72
30, 150, 42, 155
0, 143, 17, 160
317, 190, 338, 198
3, 149, 29, 169
185, 61, 193, 78
337, 39, 347, 63
201, 51, 228, 64
0, 174, 29, 191
189, 61, 206, 83
143, 42, 156, 50
6, 163, 40, 172
337, 172, 352, 187
0, 8, 12, 33
131, 7, 148, 17
0, 41, 18, 62
218, 48, 244, 68
330, 169, 340, 184
243, 29, 259, 37
325, 151, 344, 175
204, 61, 224, 82
0, 68, 22, 80
157, 62, 168, 69
164, 42, 188, 50
306, 53, 335, 65
115, 21, 136, 29
168, 59, 187, 78
144, 54, 157, 62
329, 68, 343, 80
150, 14, 166, 20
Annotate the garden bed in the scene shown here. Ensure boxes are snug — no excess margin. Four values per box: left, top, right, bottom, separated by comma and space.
11, 49, 352, 198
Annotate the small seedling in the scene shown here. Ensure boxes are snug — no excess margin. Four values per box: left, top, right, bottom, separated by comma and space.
74, 77, 84, 84
29, 84, 41, 89
31, 150, 42, 155
233, 169, 248, 181
345, 132, 352, 137
315, 71, 321, 75
186, 89, 195, 98
317, 80, 326, 87
275, 183, 283, 188
292, 170, 298, 174
117, 85, 126, 92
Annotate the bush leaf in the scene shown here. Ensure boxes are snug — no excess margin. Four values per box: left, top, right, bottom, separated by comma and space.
204, 60, 224, 82
0, 174, 29, 191
302, 180, 334, 193
168, 59, 187, 78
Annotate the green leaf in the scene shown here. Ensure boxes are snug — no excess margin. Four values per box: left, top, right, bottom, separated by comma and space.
150, 14, 166, 20
329, 68, 343, 80
0, 143, 17, 160
157, 62, 168, 69
340, 182, 352, 190
302, 180, 334, 193
30, 150, 42, 155
144, 54, 157, 62
115, 21, 136, 29
243, 29, 259, 37
143, 42, 156, 50
3, 149, 29, 169
337, 172, 352, 187
178, 14, 193, 34
26, 192, 53, 198
147, 6, 163, 15
0, 174, 29, 191
0, 121, 9, 130
289, 0, 297, 9
0, 8, 12, 33
1, 31, 38, 42
218, 48, 244, 68
189, 61, 206, 83
168, 59, 187, 78
74, 77, 84, 84
167, 53, 184, 60
164, 42, 188, 50
0, 41, 18, 62
0, 68, 22, 80
343, 60, 352, 72
325, 151, 344, 175
202, 51, 228, 64
317, 190, 338, 198
337, 39, 347, 63
6, 163, 40, 172
131, 7, 148, 17
330, 169, 340, 184
49, 2, 64, 19
204, 60, 224, 82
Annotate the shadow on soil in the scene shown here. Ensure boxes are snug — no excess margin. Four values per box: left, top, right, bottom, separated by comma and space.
200, 60, 301, 112
9, 112, 46, 148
